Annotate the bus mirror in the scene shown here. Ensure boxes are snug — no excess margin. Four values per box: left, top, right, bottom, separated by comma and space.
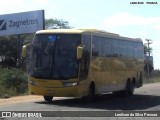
22, 44, 30, 58
77, 45, 83, 60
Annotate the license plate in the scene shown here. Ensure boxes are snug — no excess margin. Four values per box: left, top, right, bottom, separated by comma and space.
46, 90, 55, 95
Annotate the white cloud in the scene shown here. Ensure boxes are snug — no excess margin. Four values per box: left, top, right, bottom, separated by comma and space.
0, 0, 54, 16
152, 40, 160, 48
139, 31, 147, 36
0, 0, 24, 5
33, 0, 49, 6
0, 0, 30, 15
154, 24, 160, 30
104, 12, 160, 27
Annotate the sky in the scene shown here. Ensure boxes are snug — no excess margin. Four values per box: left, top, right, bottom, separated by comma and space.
0, 0, 160, 69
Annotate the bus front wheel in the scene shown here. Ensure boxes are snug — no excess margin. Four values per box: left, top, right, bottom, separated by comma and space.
44, 96, 53, 102
82, 83, 95, 102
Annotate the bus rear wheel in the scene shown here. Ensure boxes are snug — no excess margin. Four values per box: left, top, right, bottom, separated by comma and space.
44, 96, 53, 102
114, 80, 135, 97
122, 80, 135, 96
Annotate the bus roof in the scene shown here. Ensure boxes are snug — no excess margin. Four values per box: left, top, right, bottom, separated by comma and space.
36, 29, 84, 34
36, 28, 118, 35
36, 29, 142, 42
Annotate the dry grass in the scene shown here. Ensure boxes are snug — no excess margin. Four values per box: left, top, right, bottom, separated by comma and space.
143, 76, 160, 84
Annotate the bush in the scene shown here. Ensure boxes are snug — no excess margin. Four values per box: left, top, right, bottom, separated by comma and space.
0, 68, 28, 98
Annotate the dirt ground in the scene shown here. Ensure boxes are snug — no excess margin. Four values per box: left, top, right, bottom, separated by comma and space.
0, 95, 42, 105
0, 82, 159, 106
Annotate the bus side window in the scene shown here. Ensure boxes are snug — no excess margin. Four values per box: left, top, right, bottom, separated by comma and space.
112, 39, 119, 57
123, 40, 128, 57
127, 41, 133, 57
101, 37, 111, 57
134, 42, 139, 58
92, 36, 101, 56
138, 43, 144, 59
79, 34, 91, 80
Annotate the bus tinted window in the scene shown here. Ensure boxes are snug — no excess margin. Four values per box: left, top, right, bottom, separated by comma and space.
112, 39, 119, 57
91, 35, 143, 58
101, 38, 112, 57
92, 36, 101, 56
133, 42, 138, 58
138, 43, 144, 59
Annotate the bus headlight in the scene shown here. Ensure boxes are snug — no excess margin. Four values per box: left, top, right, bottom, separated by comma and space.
28, 80, 38, 86
63, 82, 78, 87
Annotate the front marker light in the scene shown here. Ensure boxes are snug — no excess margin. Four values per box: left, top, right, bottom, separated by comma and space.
28, 80, 38, 86
63, 82, 78, 87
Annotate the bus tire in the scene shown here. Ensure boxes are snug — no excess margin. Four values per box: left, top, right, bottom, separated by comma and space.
114, 80, 135, 97
44, 96, 53, 102
123, 80, 135, 96
82, 83, 95, 102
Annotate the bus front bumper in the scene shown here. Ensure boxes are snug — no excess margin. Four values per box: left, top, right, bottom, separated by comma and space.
28, 83, 81, 97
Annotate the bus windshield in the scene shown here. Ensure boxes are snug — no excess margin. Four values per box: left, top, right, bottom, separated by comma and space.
29, 34, 81, 80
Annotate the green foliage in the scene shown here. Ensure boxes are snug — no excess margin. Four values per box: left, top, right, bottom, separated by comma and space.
45, 18, 71, 29
0, 68, 28, 98
0, 18, 72, 98
0, 18, 71, 68
0, 36, 17, 62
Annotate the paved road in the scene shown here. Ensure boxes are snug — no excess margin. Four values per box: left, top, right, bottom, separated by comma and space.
0, 83, 160, 120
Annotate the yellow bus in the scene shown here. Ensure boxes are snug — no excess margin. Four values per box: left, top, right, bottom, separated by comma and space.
22, 29, 144, 102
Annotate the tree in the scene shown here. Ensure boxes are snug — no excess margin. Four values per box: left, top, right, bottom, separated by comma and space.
144, 45, 148, 55
0, 36, 17, 67
0, 18, 72, 67
45, 18, 71, 29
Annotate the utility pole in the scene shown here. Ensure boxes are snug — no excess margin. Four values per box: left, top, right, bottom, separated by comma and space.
145, 39, 152, 56
145, 39, 152, 81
